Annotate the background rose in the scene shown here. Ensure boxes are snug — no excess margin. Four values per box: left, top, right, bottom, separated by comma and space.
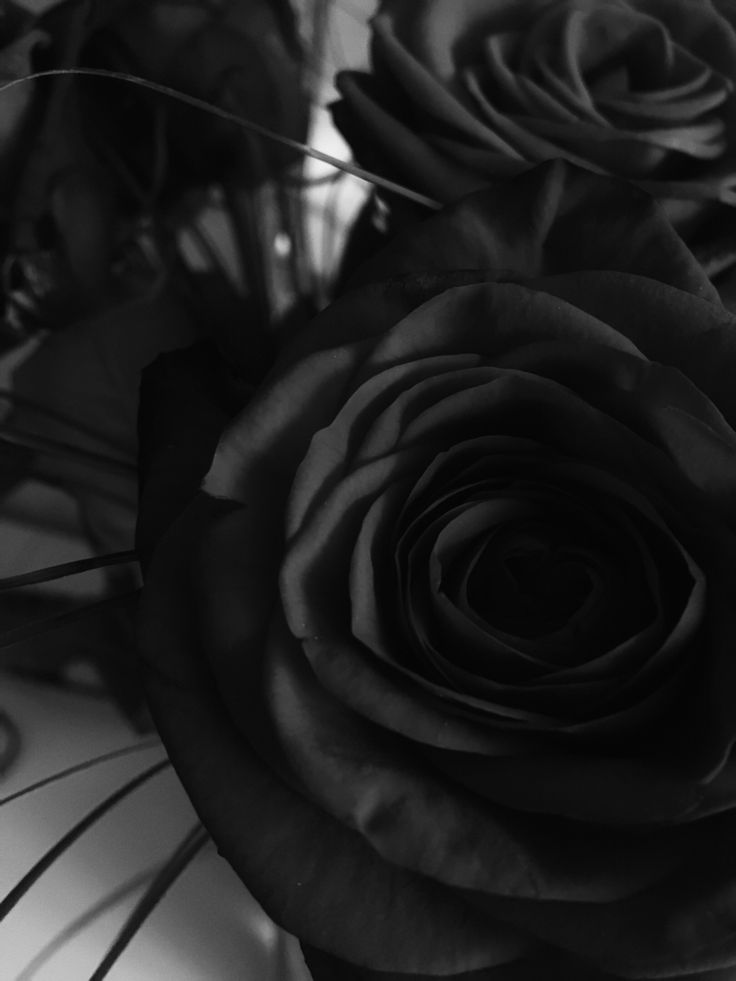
333, 0, 736, 246
138, 161, 736, 980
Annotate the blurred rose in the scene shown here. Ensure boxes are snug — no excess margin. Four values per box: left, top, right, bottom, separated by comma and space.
82, 0, 307, 188
334, 0, 736, 237
138, 162, 736, 980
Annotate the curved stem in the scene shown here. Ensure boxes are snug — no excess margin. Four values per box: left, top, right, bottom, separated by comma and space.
0, 69, 441, 211
16, 865, 162, 981
0, 759, 171, 922
0, 551, 138, 591
0, 737, 163, 809
87, 825, 210, 981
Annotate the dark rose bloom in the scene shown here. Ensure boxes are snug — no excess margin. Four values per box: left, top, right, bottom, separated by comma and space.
138, 162, 736, 980
333, 0, 736, 236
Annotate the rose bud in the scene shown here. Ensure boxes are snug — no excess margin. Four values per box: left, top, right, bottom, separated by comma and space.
333, 0, 736, 279
138, 161, 736, 980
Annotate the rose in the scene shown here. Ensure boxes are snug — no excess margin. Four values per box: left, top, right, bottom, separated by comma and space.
138, 160, 736, 980
333, 0, 736, 239
138, 161, 736, 979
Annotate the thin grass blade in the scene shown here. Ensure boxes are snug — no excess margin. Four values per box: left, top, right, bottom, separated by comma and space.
0, 737, 163, 808
16, 865, 162, 981
87, 825, 209, 981
0, 69, 441, 211
0, 759, 170, 921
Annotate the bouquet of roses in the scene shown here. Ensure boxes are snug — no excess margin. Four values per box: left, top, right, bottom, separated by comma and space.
4, 1, 736, 979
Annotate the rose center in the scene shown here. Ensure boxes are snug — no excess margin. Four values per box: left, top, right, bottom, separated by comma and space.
467, 531, 593, 634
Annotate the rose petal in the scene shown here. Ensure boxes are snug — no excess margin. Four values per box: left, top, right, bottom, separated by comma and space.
518, 5, 611, 125
477, 832, 736, 976
301, 943, 626, 981
375, 0, 528, 84
265, 609, 685, 903
513, 275, 736, 421
521, 112, 727, 161
204, 275, 505, 504
481, 32, 586, 123
429, 746, 706, 824
598, 79, 730, 126
286, 354, 482, 538
463, 67, 609, 167
638, 0, 736, 75
350, 163, 718, 301
373, 14, 526, 158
